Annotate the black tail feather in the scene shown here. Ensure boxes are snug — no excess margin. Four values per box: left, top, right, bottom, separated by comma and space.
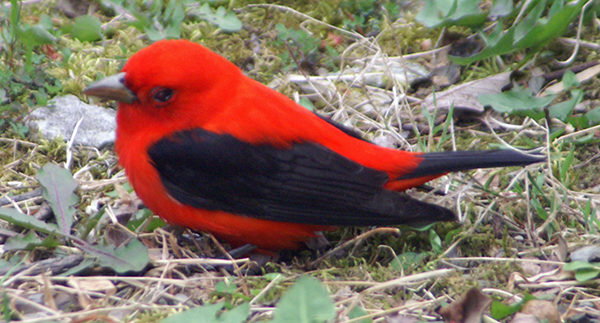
399, 149, 545, 180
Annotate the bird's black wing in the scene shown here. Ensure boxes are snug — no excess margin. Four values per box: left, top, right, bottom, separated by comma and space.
147, 129, 455, 226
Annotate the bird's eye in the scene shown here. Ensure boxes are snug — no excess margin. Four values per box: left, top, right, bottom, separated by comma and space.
150, 87, 174, 104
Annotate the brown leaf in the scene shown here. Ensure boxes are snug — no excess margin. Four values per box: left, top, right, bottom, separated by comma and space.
554, 235, 568, 262
385, 313, 420, 323
509, 313, 540, 323
520, 300, 561, 323
67, 278, 117, 294
423, 72, 511, 114
540, 63, 600, 96
438, 287, 492, 323
520, 258, 541, 276
104, 225, 132, 247
431, 64, 461, 88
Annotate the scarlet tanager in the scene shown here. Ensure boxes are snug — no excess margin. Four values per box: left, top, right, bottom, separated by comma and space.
84, 40, 545, 251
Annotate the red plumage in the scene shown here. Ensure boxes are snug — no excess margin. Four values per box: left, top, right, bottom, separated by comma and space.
84, 40, 544, 251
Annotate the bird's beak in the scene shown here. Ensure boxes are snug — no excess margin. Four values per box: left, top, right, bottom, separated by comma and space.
83, 72, 138, 104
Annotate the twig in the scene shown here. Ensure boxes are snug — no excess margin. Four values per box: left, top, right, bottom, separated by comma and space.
0, 187, 43, 206
361, 268, 455, 294
308, 227, 400, 267
0, 254, 84, 277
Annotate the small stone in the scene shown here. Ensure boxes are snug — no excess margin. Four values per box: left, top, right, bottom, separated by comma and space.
26, 95, 116, 148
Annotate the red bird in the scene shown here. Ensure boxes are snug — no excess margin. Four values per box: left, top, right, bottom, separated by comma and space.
84, 40, 544, 251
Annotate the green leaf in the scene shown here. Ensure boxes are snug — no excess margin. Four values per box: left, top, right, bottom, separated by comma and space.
559, 147, 575, 184
215, 280, 237, 294
562, 70, 579, 89
548, 0, 565, 17
514, 0, 585, 51
83, 238, 149, 274
491, 300, 517, 320
450, 24, 516, 64
390, 252, 426, 271
428, 229, 443, 254
170, 2, 185, 26
586, 108, 600, 126
16, 24, 56, 47
10, 0, 20, 39
191, 3, 242, 32
563, 261, 600, 271
490, 293, 536, 320
478, 87, 555, 113
548, 92, 581, 121
219, 302, 250, 323
416, 0, 488, 28
4, 231, 59, 251
450, 0, 585, 65
145, 27, 166, 42
161, 302, 224, 323
298, 97, 314, 111
165, 23, 181, 39
71, 15, 102, 42
569, 131, 599, 144
270, 276, 335, 323
514, 0, 547, 42
149, 0, 163, 12
160, 302, 249, 323
38, 14, 54, 30
445, 227, 463, 245
575, 268, 600, 282
348, 305, 372, 323
60, 258, 96, 276
126, 210, 166, 232
489, 0, 514, 17
531, 197, 549, 221
127, 8, 151, 30
264, 273, 284, 281
36, 163, 78, 235
0, 207, 58, 234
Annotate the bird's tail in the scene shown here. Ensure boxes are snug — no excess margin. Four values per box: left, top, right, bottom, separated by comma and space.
399, 149, 546, 180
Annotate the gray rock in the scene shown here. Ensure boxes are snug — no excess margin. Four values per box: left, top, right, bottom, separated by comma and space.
26, 95, 116, 148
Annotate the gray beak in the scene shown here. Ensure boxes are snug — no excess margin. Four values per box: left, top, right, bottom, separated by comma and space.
83, 72, 138, 104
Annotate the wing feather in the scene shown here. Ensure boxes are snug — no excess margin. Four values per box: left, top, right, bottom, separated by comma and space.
147, 129, 455, 226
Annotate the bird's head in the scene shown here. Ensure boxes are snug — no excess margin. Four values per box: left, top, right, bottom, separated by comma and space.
84, 40, 242, 127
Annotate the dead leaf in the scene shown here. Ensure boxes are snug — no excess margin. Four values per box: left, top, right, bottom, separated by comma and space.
431, 64, 461, 88
509, 313, 540, 323
423, 72, 511, 113
168, 232, 182, 258
438, 287, 492, 323
105, 224, 133, 247
114, 182, 132, 204
540, 63, 600, 96
385, 313, 420, 323
67, 278, 117, 308
520, 258, 541, 276
41, 272, 57, 311
520, 300, 561, 323
554, 235, 568, 262
67, 278, 117, 294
